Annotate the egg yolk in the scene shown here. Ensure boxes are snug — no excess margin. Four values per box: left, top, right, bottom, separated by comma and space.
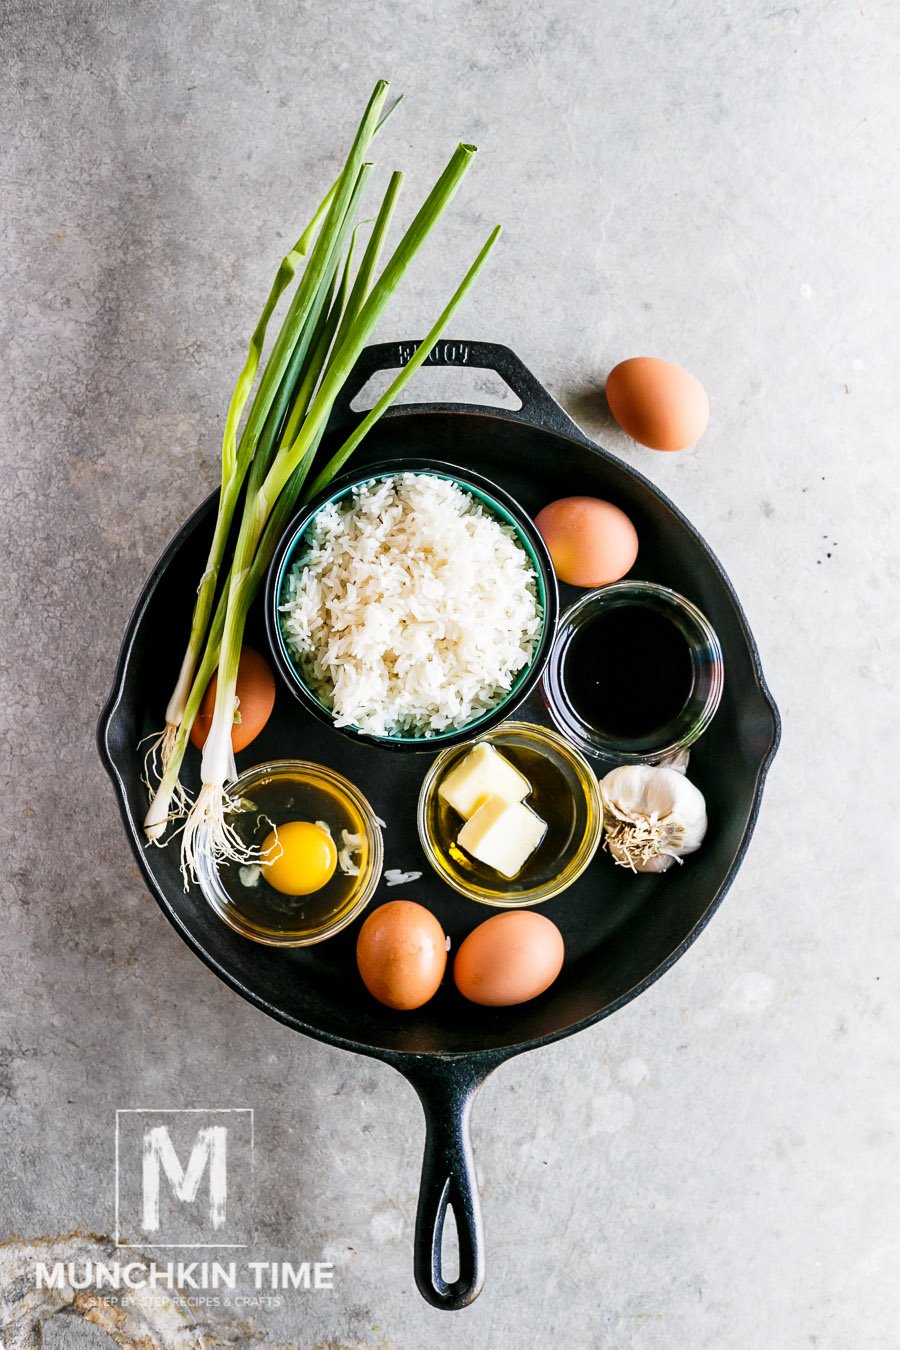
261, 821, 337, 895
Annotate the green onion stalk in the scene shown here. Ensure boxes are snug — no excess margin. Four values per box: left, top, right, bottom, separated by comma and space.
143, 209, 378, 842
140, 223, 315, 800
177, 175, 500, 884
143, 89, 402, 804
143, 82, 390, 837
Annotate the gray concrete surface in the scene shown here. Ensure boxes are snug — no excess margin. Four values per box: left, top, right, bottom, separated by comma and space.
2, 1, 898, 1346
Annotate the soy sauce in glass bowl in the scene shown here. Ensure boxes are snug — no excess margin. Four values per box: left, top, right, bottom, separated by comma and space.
542, 581, 724, 766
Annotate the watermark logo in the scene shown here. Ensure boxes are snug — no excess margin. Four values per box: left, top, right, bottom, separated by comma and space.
115, 1109, 254, 1249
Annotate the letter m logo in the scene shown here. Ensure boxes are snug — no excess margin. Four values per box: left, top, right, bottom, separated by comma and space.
115, 1109, 253, 1248
142, 1124, 227, 1231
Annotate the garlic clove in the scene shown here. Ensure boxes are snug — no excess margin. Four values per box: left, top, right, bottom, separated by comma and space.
600, 763, 707, 873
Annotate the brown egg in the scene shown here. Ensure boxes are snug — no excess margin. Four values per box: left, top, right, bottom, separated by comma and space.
190, 646, 276, 753
605, 357, 709, 452
356, 901, 447, 1011
535, 497, 638, 587
453, 911, 564, 1007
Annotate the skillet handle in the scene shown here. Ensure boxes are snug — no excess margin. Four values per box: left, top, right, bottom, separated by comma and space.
330, 338, 594, 445
402, 1056, 492, 1310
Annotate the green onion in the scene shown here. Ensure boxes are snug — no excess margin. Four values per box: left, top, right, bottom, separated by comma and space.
143, 84, 389, 835
145, 91, 398, 794
143, 217, 318, 797
143, 238, 363, 830
139, 82, 501, 881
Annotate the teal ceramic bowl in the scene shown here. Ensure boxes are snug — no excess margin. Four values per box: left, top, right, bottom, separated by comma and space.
264, 459, 559, 751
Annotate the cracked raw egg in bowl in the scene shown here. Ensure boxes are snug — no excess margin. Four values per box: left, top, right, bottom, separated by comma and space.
195, 760, 383, 946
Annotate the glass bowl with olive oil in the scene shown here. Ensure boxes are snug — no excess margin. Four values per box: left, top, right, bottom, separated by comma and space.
196, 760, 383, 946
417, 722, 603, 907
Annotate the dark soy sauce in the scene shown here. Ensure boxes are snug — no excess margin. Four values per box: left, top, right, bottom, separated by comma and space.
563, 603, 694, 740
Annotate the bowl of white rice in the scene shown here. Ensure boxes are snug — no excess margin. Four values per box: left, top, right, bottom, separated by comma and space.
265, 460, 559, 749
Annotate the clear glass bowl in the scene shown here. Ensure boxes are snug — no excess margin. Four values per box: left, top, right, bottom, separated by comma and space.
196, 760, 383, 947
541, 581, 725, 765
417, 721, 603, 907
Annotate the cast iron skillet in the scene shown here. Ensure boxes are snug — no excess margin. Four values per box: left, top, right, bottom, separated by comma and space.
98, 341, 780, 1310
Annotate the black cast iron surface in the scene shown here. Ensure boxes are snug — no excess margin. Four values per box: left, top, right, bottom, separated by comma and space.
98, 341, 780, 1309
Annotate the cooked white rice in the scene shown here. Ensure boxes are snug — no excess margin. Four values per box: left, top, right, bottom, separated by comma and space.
279, 472, 542, 737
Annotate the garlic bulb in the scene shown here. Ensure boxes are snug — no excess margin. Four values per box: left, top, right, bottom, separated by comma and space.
600, 764, 707, 873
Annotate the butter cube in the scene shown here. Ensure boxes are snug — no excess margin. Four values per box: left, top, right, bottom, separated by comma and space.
438, 743, 530, 820
457, 797, 547, 879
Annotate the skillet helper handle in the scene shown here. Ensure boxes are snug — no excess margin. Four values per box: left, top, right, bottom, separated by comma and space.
331, 338, 593, 445
407, 1058, 488, 1310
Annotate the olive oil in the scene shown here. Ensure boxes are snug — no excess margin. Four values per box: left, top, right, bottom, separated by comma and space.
434, 742, 577, 887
